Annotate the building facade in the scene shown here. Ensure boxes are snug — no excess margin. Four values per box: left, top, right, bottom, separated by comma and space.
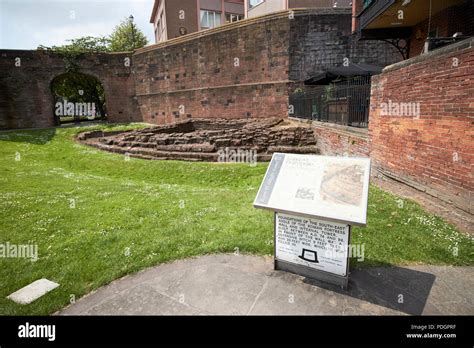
150, 0, 245, 43
247, 0, 352, 18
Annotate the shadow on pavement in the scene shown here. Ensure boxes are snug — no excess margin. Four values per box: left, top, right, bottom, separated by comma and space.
303, 265, 436, 315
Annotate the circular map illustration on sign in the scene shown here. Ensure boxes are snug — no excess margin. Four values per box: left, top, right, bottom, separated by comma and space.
319, 163, 364, 207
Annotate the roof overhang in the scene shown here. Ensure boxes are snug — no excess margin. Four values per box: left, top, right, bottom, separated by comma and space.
150, 0, 160, 24
357, 0, 466, 39
304, 63, 383, 85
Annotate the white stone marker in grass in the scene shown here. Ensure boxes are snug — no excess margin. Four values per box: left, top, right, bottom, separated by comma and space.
7, 279, 59, 305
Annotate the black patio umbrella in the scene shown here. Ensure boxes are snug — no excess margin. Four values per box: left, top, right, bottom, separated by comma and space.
304, 63, 384, 85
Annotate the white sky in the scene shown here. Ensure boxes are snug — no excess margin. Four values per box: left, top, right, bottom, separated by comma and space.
0, 0, 155, 49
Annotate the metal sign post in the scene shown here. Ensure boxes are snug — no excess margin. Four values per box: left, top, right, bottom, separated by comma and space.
254, 153, 370, 289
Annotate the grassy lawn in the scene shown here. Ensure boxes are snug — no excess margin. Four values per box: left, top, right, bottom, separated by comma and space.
0, 124, 472, 315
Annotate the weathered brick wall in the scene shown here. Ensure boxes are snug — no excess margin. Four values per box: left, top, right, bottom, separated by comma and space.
133, 12, 293, 124
289, 118, 369, 157
369, 38, 474, 213
0, 50, 138, 129
133, 9, 402, 125
312, 122, 369, 157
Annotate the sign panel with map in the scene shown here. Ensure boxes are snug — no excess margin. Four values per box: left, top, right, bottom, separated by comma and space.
254, 153, 371, 226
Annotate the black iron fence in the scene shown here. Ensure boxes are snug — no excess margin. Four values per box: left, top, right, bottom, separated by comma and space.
289, 76, 371, 128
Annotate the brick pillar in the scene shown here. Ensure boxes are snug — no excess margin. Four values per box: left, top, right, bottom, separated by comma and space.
352, 0, 362, 34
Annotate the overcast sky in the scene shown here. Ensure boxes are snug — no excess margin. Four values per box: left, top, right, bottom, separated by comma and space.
0, 0, 155, 49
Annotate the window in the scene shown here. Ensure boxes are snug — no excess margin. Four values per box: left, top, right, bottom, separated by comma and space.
200, 10, 222, 29
225, 13, 242, 24
158, 12, 165, 41
249, 0, 264, 9
160, 12, 165, 31
363, 0, 374, 10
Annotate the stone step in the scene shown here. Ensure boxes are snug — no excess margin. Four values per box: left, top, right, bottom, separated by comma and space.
88, 142, 280, 162
91, 142, 317, 161
155, 144, 216, 152
110, 145, 219, 161
91, 143, 209, 161
109, 141, 217, 153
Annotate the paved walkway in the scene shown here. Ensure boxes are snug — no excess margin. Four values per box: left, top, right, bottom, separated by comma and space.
57, 254, 473, 315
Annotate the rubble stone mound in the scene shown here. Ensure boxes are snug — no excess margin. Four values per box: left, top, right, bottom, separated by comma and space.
76, 118, 318, 162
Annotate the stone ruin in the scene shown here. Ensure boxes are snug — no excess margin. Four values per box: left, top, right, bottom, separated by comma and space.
76, 118, 318, 162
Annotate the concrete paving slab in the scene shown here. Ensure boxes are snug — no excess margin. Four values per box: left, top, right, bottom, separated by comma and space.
8, 279, 59, 305
56, 254, 474, 316
247, 272, 400, 315
145, 263, 267, 315
84, 284, 203, 315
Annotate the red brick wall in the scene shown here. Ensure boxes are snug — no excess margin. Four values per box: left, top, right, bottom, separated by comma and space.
137, 83, 291, 124
369, 39, 474, 213
133, 9, 400, 126
133, 13, 292, 124
288, 118, 369, 157
312, 122, 369, 157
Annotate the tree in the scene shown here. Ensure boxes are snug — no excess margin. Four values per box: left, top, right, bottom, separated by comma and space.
47, 36, 111, 53
109, 17, 148, 52
39, 17, 148, 53
51, 72, 107, 121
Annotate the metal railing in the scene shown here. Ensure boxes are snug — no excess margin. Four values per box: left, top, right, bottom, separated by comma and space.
289, 77, 371, 128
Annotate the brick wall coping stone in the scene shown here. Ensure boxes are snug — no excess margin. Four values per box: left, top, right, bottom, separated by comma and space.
134, 8, 352, 55
289, 117, 369, 139
0, 49, 133, 56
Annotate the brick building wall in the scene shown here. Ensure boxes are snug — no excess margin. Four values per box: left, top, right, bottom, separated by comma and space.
409, 0, 474, 57
369, 38, 474, 213
134, 9, 401, 125
162, 0, 198, 42
133, 11, 293, 124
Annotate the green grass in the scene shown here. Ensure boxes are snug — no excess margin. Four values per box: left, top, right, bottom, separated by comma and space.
0, 124, 472, 315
